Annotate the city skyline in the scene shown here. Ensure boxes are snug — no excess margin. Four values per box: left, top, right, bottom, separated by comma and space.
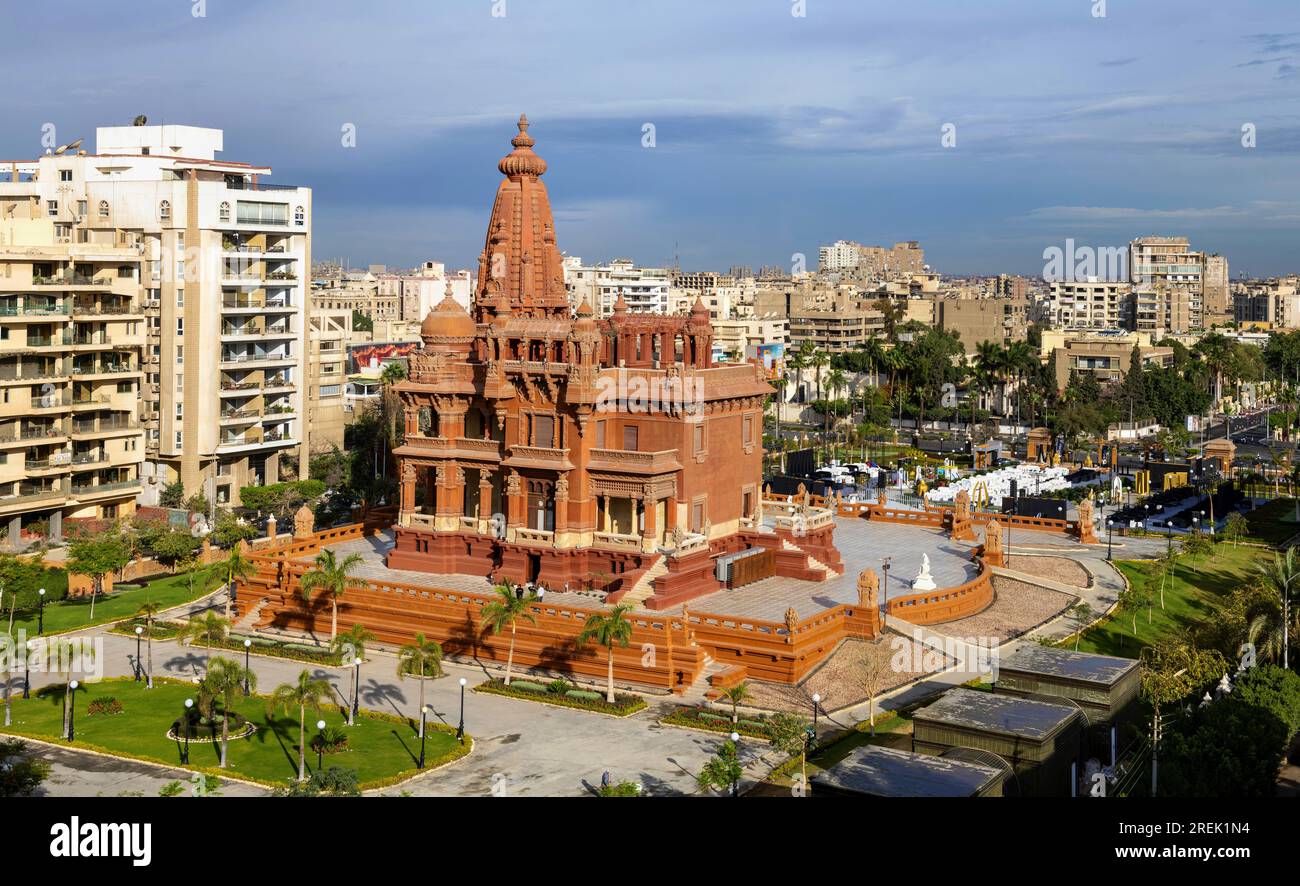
4, 1, 1300, 276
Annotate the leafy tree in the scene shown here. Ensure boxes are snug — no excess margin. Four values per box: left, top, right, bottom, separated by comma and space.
210, 511, 258, 548
0, 739, 50, 797
768, 712, 813, 796
480, 584, 536, 686
396, 633, 443, 733
577, 603, 635, 703
1140, 642, 1227, 797
696, 737, 743, 796
1161, 699, 1287, 797
1068, 602, 1096, 651
298, 548, 366, 643
159, 480, 185, 509
66, 530, 131, 621
1256, 548, 1299, 670
150, 529, 201, 573
268, 670, 334, 782
1223, 512, 1249, 548
198, 656, 256, 768
1180, 531, 1215, 573
1232, 664, 1300, 740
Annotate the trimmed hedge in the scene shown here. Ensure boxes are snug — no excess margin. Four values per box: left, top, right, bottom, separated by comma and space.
111, 620, 347, 667
474, 678, 647, 717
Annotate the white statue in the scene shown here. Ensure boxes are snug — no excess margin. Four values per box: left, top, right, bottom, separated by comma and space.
911, 553, 937, 591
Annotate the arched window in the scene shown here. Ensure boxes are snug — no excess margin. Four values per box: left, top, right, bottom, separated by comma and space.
158, 200, 171, 222
294, 205, 305, 226
97, 200, 109, 218
219, 201, 230, 222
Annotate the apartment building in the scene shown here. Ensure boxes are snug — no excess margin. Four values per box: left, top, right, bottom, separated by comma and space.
0, 218, 145, 546
711, 315, 789, 362
305, 306, 350, 454
788, 309, 885, 353
1039, 329, 1173, 391
563, 257, 671, 315
1047, 279, 1133, 329
818, 240, 925, 279
1234, 277, 1300, 329
1130, 236, 1203, 334
1, 123, 312, 509
931, 295, 1030, 351
376, 261, 472, 323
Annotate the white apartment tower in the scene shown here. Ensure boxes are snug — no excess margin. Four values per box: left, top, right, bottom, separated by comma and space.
2, 123, 312, 512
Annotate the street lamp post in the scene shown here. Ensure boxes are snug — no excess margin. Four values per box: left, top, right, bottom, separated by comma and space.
811, 692, 821, 742
67, 680, 79, 743
418, 706, 428, 768
37, 588, 45, 636
880, 558, 891, 630
181, 698, 193, 764
316, 719, 326, 773
22, 639, 31, 699
243, 639, 252, 696
351, 657, 362, 724
730, 731, 741, 798
1106, 518, 1114, 561
456, 677, 467, 743
134, 626, 143, 682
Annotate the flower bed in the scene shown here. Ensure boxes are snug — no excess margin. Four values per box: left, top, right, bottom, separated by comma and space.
112, 619, 346, 667
660, 705, 776, 740
474, 678, 646, 716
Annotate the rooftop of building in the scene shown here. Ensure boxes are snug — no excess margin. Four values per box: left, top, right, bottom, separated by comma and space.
997, 644, 1138, 686
811, 745, 1003, 798
913, 687, 1080, 740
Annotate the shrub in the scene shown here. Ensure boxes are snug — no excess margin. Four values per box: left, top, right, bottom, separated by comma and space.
311, 726, 351, 755
546, 678, 574, 695
565, 689, 602, 701
158, 781, 185, 798
475, 678, 646, 716
510, 680, 548, 693
87, 696, 123, 716
598, 781, 642, 797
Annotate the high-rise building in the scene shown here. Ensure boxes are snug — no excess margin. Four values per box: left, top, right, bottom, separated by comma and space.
1129, 236, 1203, 334
563, 257, 672, 316
1, 123, 313, 508
0, 217, 145, 546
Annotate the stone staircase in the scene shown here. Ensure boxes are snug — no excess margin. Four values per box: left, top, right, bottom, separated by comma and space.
780, 538, 832, 579
621, 556, 669, 609
233, 598, 268, 632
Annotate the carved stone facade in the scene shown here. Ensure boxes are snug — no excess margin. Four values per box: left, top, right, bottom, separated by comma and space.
385, 116, 813, 607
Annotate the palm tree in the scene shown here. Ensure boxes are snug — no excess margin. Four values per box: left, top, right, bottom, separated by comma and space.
268, 670, 333, 782
183, 612, 231, 672
299, 548, 366, 643
861, 336, 884, 387
721, 682, 752, 724
200, 656, 255, 768
825, 368, 848, 457
51, 638, 94, 739
136, 601, 161, 688
1257, 548, 1299, 669
577, 603, 635, 703
378, 361, 407, 479
810, 349, 830, 403
787, 348, 809, 406
217, 545, 256, 621
480, 584, 536, 686
396, 634, 443, 736
332, 622, 376, 724
1005, 340, 1038, 425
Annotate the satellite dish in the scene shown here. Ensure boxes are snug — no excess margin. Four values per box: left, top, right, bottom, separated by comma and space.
132, 115, 148, 126
67, 138, 83, 151
54, 144, 69, 155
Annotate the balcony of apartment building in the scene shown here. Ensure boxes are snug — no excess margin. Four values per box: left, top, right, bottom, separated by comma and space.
7, 327, 73, 352
219, 346, 295, 370
262, 395, 296, 423
29, 265, 122, 291
221, 318, 295, 341
0, 420, 66, 451
71, 352, 138, 379
23, 446, 72, 476
220, 232, 293, 257
0, 295, 71, 320
0, 478, 68, 514
70, 322, 142, 351
69, 468, 140, 502
219, 369, 295, 397
221, 289, 296, 314
70, 293, 140, 319
217, 426, 264, 452
70, 412, 139, 441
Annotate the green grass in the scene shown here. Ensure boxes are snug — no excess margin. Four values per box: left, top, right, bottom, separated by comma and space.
0, 678, 467, 788
1244, 498, 1300, 546
1073, 543, 1259, 657
766, 710, 912, 787
7, 573, 210, 638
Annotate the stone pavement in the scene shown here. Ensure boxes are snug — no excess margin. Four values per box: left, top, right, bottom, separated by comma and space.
7, 622, 759, 797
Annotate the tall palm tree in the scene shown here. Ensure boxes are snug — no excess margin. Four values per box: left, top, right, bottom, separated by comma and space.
268, 670, 333, 782
332, 622, 376, 724
183, 612, 231, 672
861, 336, 884, 387
136, 600, 161, 688
825, 368, 848, 456
299, 548, 366, 643
721, 682, 752, 724
200, 656, 255, 768
577, 603, 635, 703
396, 634, 443, 736
480, 584, 536, 686
51, 638, 94, 739
378, 361, 407, 479
217, 545, 256, 621
1005, 340, 1038, 425
1257, 548, 1299, 669
975, 341, 1008, 418
787, 347, 809, 406
810, 349, 830, 403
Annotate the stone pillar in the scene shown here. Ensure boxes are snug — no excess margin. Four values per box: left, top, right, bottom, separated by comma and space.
265, 514, 277, 542
8, 515, 21, 550
642, 495, 658, 550
49, 510, 63, 542
554, 473, 569, 535
399, 463, 416, 516
601, 495, 610, 532
665, 496, 678, 534
479, 470, 494, 522
505, 470, 524, 528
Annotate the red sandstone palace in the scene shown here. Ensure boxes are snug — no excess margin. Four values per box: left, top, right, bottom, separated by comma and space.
385, 115, 842, 609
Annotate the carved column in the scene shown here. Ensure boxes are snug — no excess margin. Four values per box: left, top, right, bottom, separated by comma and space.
399, 462, 416, 518
554, 473, 569, 535
641, 488, 658, 549
506, 470, 524, 528
478, 469, 494, 522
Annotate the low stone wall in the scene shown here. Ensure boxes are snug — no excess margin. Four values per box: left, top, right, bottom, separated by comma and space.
885, 558, 996, 625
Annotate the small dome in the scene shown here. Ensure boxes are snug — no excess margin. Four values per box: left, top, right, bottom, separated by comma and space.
497, 114, 548, 178
421, 283, 476, 348
691, 296, 709, 316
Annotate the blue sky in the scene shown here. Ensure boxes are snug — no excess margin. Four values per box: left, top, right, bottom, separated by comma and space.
4, 0, 1299, 276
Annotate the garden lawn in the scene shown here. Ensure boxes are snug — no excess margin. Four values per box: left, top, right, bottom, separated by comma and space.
1244, 498, 1300, 547
8, 573, 210, 638
764, 711, 912, 789
1074, 543, 1259, 657
0, 679, 465, 789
